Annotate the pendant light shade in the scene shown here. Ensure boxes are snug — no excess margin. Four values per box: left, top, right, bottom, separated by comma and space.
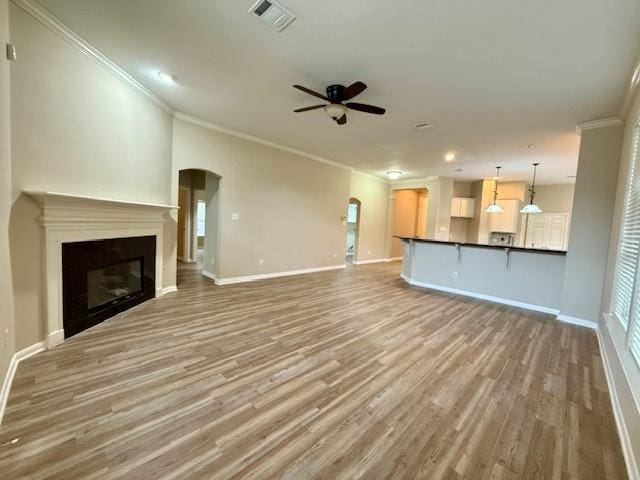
520, 162, 542, 214
485, 166, 504, 213
520, 203, 543, 214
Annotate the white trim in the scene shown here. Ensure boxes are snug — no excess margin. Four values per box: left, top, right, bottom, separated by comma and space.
215, 264, 345, 285
351, 170, 390, 184
11, 0, 174, 114
620, 55, 640, 119
160, 286, 177, 295
0, 342, 46, 425
597, 318, 640, 480
47, 329, 64, 347
25, 191, 174, 347
400, 273, 559, 315
353, 258, 387, 265
23, 191, 178, 210
202, 270, 218, 282
175, 113, 382, 180
385, 257, 403, 262
555, 314, 597, 329
576, 117, 624, 134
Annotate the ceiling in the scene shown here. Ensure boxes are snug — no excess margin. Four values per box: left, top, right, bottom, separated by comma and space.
34, 0, 640, 184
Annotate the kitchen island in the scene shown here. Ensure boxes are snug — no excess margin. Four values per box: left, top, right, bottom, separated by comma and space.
397, 237, 567, 314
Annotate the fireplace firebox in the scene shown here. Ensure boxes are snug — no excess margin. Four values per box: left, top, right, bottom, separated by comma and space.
62, 236, 156, 338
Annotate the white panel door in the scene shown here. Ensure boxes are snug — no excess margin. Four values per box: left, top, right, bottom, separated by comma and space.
528, 216, 546, 248
523, 213, 569, 250
545, 215, 568, 250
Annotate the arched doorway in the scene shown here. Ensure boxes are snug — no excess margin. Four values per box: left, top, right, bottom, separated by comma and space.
176, 168, 221, 284
345, 197, 361, 264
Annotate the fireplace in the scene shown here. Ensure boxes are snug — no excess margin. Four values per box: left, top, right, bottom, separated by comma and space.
62, 236, 156, 338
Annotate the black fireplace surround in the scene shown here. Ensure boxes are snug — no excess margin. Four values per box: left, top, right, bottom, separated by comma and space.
62, 236, 156, 338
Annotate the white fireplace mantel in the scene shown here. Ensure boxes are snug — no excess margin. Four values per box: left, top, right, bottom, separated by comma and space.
25, 191, 178, 348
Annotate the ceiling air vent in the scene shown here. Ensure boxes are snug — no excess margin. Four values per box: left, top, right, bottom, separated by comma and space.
249, 0, 296, 32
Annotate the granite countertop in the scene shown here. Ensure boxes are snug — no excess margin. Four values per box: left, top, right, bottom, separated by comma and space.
395, 236, 567, 256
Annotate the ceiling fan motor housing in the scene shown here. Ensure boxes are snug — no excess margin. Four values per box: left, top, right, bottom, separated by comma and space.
326, 84, 346, 104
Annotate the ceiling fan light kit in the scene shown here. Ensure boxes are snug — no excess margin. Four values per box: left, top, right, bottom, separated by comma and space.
292, 81, 386, 125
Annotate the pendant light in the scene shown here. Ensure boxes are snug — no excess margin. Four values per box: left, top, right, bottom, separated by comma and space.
485, 166, 504, 213
520, 163, 542, 214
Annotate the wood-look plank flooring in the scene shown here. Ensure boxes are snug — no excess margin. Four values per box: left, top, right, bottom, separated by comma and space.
0, 261, 628, 479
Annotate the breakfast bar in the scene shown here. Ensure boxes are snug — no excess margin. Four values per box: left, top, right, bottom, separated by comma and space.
397, 237, 567, 313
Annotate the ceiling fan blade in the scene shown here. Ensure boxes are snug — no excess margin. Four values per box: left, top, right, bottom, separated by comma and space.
345, 102, 386, 115
293, 85, 329, 101
336, 114, 347, 125
341, 81, 367, 101
293, 104, 326, 112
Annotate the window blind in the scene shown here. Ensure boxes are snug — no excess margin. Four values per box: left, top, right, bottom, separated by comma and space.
613, 125, 640, 330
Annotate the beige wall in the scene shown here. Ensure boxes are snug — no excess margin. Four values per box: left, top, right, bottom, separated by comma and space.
452, 181, 472, 197
0, 0, 16, 389
534, 184, 575, 213
391, 177, 452, 241
171, 118, 351, 279
496, 181, 527, 201
559, 124, 623, 323
467, 179, 495, 244
9, 5, 174, 349
349, 172, 390, 261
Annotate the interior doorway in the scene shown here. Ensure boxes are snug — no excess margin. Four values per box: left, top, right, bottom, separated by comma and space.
345, 197, 361, 264
177, 169, 221, 284
390, 188, 428, 257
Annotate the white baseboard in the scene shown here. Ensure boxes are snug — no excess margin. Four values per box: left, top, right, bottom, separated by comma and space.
555, 314, 597, 329
202, 270, 219, 282
160, 286, 177, 296
0, 341, 46, 425
400, 273, 559, 315
353, 257, 402, 265
47, 329, 64, 348
353, 258, 387, 265
215, 264, 345, 285
597, 321, 640, 480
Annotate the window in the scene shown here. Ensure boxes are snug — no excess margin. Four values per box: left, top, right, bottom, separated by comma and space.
347, 204, 358, 223
612, 122, 640, 367
196, 200, 206, 237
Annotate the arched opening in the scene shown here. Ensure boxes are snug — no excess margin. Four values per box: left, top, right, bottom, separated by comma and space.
177, 168, 221, 285
345, 197, 361, 264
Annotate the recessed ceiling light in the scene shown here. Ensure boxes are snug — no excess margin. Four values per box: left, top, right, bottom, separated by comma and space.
387, 170, 403, 180
414, 123, 433, 131
444, 152, 456, 162
158, 71, 177, 84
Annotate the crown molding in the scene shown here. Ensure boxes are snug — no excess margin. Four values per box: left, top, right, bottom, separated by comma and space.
576, 117, 624, 134
351, 170, 390, 183
619, 55, 640, 120
174, 112, 360, 173
11, 0, 175, 114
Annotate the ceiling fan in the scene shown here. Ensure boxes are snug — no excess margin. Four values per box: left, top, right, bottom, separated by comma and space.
292, 81, 386, 125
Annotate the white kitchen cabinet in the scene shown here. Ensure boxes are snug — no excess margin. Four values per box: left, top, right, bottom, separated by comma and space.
450, 197, 475, 218
489, 199, 521, 233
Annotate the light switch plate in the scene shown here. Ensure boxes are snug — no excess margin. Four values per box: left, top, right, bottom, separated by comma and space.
231, 213, 239, 220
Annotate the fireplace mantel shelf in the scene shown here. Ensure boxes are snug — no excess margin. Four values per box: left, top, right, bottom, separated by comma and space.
24, 191, 179, 210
